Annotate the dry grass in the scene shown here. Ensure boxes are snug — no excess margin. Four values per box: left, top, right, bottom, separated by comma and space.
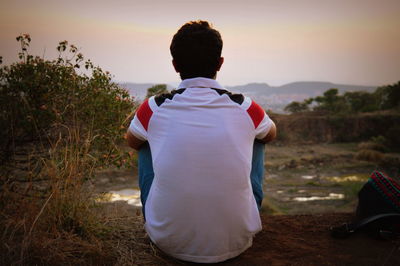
356, 149, 385, 162
97, 202, 179, 266
0, 109, 171, 265
357, 141, 387, 152
0, 125, 116, 265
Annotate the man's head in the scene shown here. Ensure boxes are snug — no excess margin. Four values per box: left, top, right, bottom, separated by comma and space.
170, 20, 224, 80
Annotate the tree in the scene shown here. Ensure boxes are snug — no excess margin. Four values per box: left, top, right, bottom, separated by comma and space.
374, 81, 400, 110
322, 88, 339, 107
284, 101, 309, 113
304, 98, 314, 105
313, 88, 349, 113
146, 84, 168, 98
284, 82, 400, 116
343, 91, 378, 113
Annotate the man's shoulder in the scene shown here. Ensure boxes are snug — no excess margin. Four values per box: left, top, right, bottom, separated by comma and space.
210, 88, 245, 105
151, 87, 247, 106
153, 88, 186, 106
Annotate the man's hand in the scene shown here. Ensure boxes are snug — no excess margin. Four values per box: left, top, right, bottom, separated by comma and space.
126, 130, 145, 150
260, 121, 277, 143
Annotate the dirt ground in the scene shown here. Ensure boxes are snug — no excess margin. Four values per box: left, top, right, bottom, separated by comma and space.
222, 213, 400, 266
93, 143, 400, 265
101, 202, 400, 266
4, 142, 399, 265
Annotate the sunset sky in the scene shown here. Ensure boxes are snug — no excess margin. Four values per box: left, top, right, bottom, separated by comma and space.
1, 0, 399, 87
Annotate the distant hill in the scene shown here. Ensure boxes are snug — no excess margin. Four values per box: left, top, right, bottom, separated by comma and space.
226, 82, 377, 112
120, 81, 377, 113
226, 81, 376, 95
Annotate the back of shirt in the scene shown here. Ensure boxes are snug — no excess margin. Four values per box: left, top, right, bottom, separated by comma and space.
129, 78, 272, 263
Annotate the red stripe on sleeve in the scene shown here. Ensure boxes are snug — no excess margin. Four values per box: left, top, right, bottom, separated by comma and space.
136, 99, 153, 131
247, 101, 265, 128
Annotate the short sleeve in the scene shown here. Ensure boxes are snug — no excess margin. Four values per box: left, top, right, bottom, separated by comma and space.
255, 114, 273, 139
128, 98, 153, 141
246, 100, 273, 139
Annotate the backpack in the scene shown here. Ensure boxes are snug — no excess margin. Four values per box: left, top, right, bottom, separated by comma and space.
331, 171, 400, 239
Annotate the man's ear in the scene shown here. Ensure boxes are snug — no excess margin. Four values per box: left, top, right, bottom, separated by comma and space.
216, 57, 224, 71
172, 60, 180, 73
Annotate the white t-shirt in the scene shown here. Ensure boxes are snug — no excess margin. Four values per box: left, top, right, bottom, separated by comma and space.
129, 77, 273, 263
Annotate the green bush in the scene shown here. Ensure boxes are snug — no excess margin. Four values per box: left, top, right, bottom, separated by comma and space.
0, 34, 137, 166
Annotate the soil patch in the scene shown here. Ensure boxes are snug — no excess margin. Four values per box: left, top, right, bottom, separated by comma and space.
232, 213, 399, 266
103, 205, 400, 266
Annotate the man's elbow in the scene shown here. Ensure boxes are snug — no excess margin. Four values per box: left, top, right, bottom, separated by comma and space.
127, 138, 140, 150
261, 122, 277, 143
126, 131, 144, 150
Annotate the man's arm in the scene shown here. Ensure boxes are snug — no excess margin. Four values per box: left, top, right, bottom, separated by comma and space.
260, 120, 277, 143
126, 130, 145, 150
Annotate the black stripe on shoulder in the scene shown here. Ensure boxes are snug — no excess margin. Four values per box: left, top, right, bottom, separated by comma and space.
154, 88, 186, 106
211, 88, 245, 105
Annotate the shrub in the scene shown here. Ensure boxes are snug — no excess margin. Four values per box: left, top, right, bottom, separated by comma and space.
0, 34, 137, 167
0, 34, 137, 264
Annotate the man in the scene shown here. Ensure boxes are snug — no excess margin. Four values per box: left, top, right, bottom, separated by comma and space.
127, 20, 276, 263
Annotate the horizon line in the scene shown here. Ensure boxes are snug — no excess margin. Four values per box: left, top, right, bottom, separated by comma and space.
115, 79, 382, 88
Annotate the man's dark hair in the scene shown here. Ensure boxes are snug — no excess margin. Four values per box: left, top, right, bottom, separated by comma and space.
170, 20, 223, 80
